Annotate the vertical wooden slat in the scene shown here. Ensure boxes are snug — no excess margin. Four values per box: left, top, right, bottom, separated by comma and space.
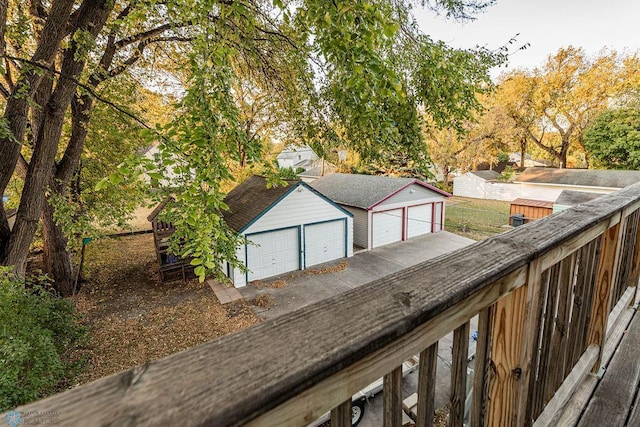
516, 259, 545, 427
449, 321, 470, 427
587, 221, 623, 372
549, 255, 575, 392
565, 244, 591, 371
486, 285, 528, 426
471, 306, 494, 427
576, 237, 602, 356
383, 366, 403, 427
417, 343, 438, 427
627, 210, 640, 303
532, 266, 557, 418
330, 399, 352, 427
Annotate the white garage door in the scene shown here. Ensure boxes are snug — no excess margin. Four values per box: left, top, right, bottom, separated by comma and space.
304, 220, 346, 268
246, 228, 299, 282
407, 204, 433, 238
372, 209, 403, 248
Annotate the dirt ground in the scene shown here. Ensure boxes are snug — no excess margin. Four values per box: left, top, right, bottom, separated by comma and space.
74, 233, 260, 384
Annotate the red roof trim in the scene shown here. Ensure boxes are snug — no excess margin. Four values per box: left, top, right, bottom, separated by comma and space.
368, 180, 451, 209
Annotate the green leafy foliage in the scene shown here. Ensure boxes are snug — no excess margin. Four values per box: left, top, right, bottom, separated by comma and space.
0, 267, 86, 411
583, 108, 640, 169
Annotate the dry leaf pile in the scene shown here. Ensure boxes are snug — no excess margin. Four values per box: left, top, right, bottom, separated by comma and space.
74, 234, 259, 384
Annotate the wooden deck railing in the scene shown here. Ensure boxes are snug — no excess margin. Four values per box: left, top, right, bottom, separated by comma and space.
9, 184, 640, 426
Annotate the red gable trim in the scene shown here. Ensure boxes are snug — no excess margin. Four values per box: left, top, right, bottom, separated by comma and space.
368, 180, 451, 209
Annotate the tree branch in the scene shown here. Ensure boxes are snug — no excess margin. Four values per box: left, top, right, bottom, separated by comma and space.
114, 21, 193, 50
1, 54, 154, 132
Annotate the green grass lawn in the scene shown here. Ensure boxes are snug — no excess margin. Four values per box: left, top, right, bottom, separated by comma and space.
445, 196, 511, 241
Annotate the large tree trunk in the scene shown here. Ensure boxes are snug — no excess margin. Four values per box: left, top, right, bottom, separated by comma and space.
41, 200, 75, 296
0, 0, 76, 259
3, 0, 112, 275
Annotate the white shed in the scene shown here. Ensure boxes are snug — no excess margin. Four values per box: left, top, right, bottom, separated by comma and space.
453, 171, 507, 199
311, 174, 450, 250
223, 176, 353, 287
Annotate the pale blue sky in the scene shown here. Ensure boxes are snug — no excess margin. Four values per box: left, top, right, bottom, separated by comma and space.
414, 0, 640, 76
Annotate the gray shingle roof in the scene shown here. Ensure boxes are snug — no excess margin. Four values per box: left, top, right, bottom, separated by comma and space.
310, 173, 449, 210
554, 190, 603, 206
469, 170, 501, 180
223, 176, 297, 232
516, 168, 640, 188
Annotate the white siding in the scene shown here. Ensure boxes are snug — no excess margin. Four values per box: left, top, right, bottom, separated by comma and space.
454, 173, 616, 203
245, 186, 347, 234
453, 174, 486, 199
377, 184, 444, 207
343, 206, 369, 249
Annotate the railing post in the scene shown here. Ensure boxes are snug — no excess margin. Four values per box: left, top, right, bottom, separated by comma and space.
487, 259, 544, 427
587, 219, 624, 372
383, 366, 403, 427
416, 343, 438, 427
330, 400, 352, 427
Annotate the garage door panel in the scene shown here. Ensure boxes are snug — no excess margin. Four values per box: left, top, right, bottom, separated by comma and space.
305, 220, 346, 267
407, 204, 433, 238
247, 228, 299, 282
372, 209, 403, 248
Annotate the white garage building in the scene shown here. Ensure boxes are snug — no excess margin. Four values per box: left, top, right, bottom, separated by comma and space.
311, 174, 450, 250
223, 176, 353, 287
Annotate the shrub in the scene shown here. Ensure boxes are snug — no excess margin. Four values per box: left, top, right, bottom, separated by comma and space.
0, 267, 86, 412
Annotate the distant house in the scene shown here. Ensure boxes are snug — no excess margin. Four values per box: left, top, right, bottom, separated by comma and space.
553, 190, 603, 214
223, 176, 353, 287
453, 171, 519, 201
276, 144, 318, 169
311, 174, 450, 250
515, 168, 640, 201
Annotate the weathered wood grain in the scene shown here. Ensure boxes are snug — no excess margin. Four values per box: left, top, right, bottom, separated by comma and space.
486, 285, 528, 426
416, 343, 438, 427
549, 256, 574, 394
578, 314, 640, 426
516, 259, 545, 426
384, 366, 403, 427
627, 210, 640, 301
449, 322, 470, 427
8, 184, 640, 427
533, 266, 557, 418
587, 222, 623, 372
471, 306, 494, 427
330, 400, 352, 427
532, 345, 599, 427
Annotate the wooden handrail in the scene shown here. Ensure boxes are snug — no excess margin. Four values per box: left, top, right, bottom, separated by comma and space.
8, 184, 640, 426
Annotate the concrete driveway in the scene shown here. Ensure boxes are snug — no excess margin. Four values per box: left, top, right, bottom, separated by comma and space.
239, 231, 474, 320
237, 231, 477, 426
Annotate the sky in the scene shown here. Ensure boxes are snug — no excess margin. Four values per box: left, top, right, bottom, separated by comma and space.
414, 0, 640, 77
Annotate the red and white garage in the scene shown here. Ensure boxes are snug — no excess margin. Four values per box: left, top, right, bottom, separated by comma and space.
311, 174, 450, 250
222, 176, 353, 287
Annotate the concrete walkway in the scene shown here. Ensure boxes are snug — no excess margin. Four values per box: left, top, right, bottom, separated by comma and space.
239, 231, 475, 320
